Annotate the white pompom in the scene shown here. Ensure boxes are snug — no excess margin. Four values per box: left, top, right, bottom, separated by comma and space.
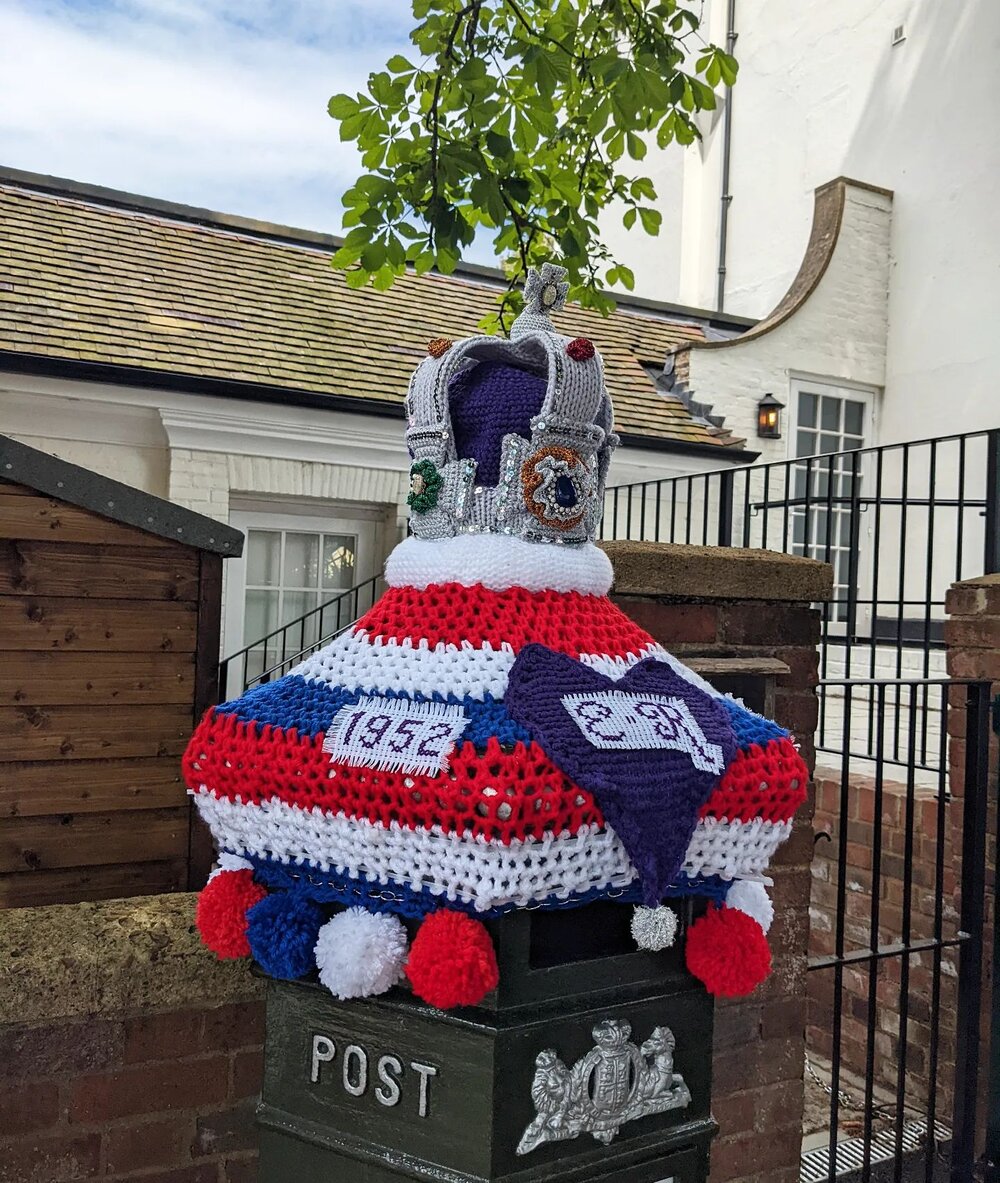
208, 852, 253, 882
314, 908, 408, 1000
630, 905, 679, 951
725, 881, 773, 933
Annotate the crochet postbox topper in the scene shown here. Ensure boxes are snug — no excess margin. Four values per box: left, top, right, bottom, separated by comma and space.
184, 262, 808, 1009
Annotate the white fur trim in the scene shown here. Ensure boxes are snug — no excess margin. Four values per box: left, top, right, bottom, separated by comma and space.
725, 880, 774, 933
194, 791, 793, 909
384, 534, 614, 595
314, 908, 407, 999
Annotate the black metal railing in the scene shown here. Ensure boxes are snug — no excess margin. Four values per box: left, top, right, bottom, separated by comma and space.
218, 571, 387, 701
601, 428, 1000, 768
806, 677, 994, 1182
219, 429, 998, 724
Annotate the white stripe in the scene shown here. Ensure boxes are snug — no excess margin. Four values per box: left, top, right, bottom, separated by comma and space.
292, 630, 666, 701
193, 791, 792, 910
385, 534, 614, 595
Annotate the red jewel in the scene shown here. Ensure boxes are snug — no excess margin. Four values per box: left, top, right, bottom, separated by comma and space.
566, 337, 595, 361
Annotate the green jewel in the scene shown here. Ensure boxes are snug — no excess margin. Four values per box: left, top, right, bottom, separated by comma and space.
407, 459, 443, 513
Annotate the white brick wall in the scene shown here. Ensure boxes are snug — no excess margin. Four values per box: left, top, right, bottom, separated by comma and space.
684, 181, 892, 459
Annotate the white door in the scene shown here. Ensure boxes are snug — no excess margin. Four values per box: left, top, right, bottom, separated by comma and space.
224, 506, 378, 693
788, 379, 876, 633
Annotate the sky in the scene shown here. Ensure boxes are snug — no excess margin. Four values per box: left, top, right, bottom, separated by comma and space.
0, 0, 413, 235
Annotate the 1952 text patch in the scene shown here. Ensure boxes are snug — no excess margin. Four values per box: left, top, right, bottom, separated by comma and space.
323, 698, 467, 776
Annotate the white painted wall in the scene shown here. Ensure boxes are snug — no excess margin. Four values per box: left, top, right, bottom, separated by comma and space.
603, 0, 1000, 444
0, 370, 735, 653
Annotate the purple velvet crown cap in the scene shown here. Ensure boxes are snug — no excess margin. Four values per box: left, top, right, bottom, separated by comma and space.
448, 362, 547, 486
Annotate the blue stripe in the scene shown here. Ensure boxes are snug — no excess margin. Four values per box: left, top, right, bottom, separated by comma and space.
721, 696, 788, 747
217, 675, 532, 747
242, 853, 731, 920
217, 674, 783, 755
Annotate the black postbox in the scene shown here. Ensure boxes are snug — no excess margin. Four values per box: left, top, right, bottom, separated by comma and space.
258, 899, 716, 1183
256, 665, 783, 1182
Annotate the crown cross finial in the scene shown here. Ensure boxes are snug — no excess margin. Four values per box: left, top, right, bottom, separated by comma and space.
511, 262, 569, 338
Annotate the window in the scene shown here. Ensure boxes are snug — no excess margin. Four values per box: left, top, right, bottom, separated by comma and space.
789, 380, 875, 626
225, 507, 379, 691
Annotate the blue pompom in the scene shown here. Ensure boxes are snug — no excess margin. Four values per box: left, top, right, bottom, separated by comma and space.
246, 892, 325, 980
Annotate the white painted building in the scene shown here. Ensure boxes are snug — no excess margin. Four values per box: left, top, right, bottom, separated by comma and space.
603, 0, 1000, 452
0, 169, 754, 673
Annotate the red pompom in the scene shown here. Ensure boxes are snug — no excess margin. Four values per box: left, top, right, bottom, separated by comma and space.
406, 911, 499, 1009
195, 870, 267, 959
685, 905, 771, 997
566, 337, 595, 361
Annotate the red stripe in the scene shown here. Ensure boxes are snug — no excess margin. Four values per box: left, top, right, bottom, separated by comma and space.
699, 737, 808, 824
184, 708, 602, 843
354, 582, 654, 658
184, 711, 806, 841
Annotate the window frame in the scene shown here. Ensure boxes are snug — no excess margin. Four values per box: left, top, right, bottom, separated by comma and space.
224, 504, 380, 660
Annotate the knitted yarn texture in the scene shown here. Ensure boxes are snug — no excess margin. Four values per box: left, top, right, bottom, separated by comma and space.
184, 265, 809, 1008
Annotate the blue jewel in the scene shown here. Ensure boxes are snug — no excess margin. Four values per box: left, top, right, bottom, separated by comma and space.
554, 474, 578, 507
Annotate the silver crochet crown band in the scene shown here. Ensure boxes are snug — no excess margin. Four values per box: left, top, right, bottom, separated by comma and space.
404, 262, 619, 546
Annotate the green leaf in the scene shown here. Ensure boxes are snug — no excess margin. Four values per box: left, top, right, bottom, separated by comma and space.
626, 131, 647, 160
324, 0, 724, 309
328, 94, 358, 120
638, 206, 662, 235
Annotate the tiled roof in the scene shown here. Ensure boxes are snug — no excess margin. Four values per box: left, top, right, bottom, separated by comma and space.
0, 180, 746, 449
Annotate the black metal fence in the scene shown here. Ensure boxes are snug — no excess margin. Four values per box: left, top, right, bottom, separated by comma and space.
601, 429, 1000, 770
806, 677, 994, 1183
218, 571, 386, 701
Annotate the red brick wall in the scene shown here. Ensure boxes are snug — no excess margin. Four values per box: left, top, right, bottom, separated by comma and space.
612, 590, 821, 1183
944, 575, 1000, 1149
0, 1001, 263, 1183
807, 769, 957, 1107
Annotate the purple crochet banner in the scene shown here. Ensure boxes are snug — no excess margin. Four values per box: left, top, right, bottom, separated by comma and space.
506, 647, 737, 904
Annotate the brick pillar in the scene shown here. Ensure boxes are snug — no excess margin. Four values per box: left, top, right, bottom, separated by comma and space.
944, 574, 1000, 1148
603, 542, 832, 1183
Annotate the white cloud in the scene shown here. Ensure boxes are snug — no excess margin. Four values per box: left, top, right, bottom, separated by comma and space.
0, 0, 414, 231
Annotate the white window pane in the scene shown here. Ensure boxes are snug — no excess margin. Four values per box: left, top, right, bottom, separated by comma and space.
246, 530, 280, 587
283, 532, 319, 589
820, 433, 840, 455
821, 396, 841, 431
283, 589, 319, 625
799, 392, 818, 428
844, 400, 865, 437
245, 589, 279, 641
279, 591, 320, 657
796, 430, 815, 459
323, 534, 357, 589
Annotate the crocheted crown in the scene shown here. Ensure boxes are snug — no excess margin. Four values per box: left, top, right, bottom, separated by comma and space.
184, 262, 809, 1010
404, 262, 617, 546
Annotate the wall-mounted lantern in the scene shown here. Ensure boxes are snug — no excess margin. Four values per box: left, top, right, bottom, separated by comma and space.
756, 393, 785, 440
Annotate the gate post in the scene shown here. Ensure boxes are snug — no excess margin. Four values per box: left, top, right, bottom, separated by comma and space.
606, 541, 831, 1183
253, 541, 831, 1183
945, 574, 1000, 1176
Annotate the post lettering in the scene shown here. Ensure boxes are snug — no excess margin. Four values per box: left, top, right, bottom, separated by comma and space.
342, 1044, 368, 1097
311, 1034, 336, 1083
375, 1055, 403, 1107
410, 1060, 438, 1118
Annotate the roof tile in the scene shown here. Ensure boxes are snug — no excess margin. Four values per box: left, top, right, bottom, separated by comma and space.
0, 184, 744, 448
